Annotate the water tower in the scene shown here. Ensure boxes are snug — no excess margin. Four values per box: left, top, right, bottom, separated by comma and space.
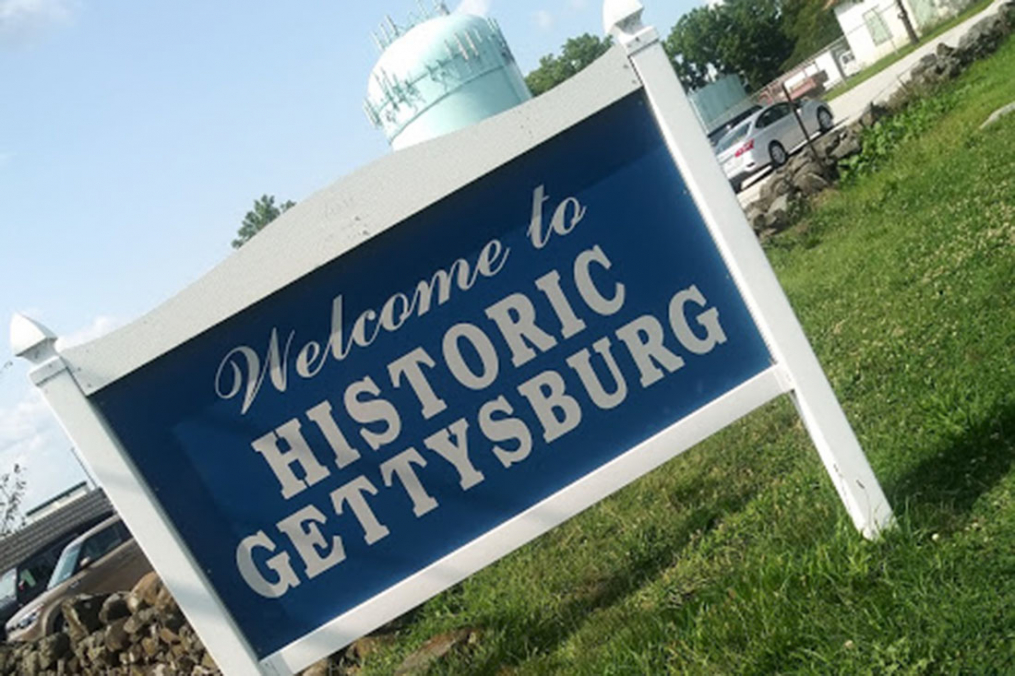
364, 3, 532, 151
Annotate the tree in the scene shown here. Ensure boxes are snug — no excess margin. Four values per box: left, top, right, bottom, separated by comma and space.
781, 0, 846, 69
0, 464, 25, 537
525, 34, 612, 97
232, 194, 295, 249
664, 0, 794, 91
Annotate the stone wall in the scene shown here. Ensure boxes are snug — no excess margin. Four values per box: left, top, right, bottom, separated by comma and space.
0, 573, 219, 676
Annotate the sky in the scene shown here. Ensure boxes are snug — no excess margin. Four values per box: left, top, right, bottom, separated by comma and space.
0, 0, 701, 513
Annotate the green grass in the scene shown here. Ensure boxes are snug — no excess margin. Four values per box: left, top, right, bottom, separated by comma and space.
826, 0, 996, 101
349, 37, 1015, 675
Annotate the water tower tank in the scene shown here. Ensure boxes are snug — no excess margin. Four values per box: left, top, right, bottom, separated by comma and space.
364, 5, 532, 150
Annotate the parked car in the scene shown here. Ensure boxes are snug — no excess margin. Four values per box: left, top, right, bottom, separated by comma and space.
715, 98, 834, 193
0, 512, 112, 642
706, 104, 763, 147
4, 516, 152, 642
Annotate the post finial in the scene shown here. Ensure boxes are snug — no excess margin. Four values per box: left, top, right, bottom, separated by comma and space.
602, 0, 656, 54
10, 313, 58, 364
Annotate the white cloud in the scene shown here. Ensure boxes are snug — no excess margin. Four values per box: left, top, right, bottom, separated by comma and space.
0, 314, 116, 512
0, 0, 77, 42
569, 0, 588, 9
55, 314, 120, 349
533, 9, 554, 31
454, 0, 491, 17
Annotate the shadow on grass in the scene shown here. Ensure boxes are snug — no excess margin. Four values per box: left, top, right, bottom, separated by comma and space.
465, 476, 765, 673
889, 401, 1015, 530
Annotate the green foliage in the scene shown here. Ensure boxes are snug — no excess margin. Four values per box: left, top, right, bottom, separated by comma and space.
232, 194, 295, 249
1, 464, 25, 536
524, 34, 612, 97
347, 37, 1015, 675
780, 0, 846, 69
663, 0, 793, 91
839, 92, 958, 182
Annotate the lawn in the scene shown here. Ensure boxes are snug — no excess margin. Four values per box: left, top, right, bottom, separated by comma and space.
350, 36, 1015, 675
826, 0, 997, 101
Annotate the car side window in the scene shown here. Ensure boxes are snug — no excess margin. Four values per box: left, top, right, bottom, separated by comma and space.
77, 524, 126, 571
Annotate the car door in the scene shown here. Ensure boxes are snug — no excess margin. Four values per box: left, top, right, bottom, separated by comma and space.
771, 103, 804, 150
70, 522, 133, 597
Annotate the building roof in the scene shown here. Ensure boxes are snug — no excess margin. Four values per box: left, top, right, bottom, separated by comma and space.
24, 481, 89, 519
0, 489, 113, 572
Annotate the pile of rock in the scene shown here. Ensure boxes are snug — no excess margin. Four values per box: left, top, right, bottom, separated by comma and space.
902, 4, 1014, 99
745, 0, 1015, 238
743, 117, 872, 237
0, 573, 219, 676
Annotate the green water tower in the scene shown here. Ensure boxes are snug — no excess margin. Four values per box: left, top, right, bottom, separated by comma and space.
364, 3, 532, 151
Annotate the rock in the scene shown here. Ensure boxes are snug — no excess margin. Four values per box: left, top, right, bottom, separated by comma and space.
830, 131, 862, 161
760, 174, 793, 203
140, 635, 162, 659
812, 129, 845, 157
789, 153, 820, 177
20, 649, 40, 676
794, 171, 830, 196
160, 610, 186, 633
158, 625, 181, 645
199, 649, 217, 669
99, 592, 132, 626
62, 595, 110, 644
958, 16, 1006, 60
300, 658, 331, 676
37, 633, 71, 669
191, 667, 219, 676
129, 573, 163, 612
980, 101, 1015, 130
859, 103, 887, 128
885, 87, 911, 112
910, 53, 938, 81
394, 629, 479, 676
744, 204, 767, 233
764, 194, 791, 232
123, 607, 158, 635
346, 632, 398, 665
153, 584, 178, 615
104, 618, 131, 653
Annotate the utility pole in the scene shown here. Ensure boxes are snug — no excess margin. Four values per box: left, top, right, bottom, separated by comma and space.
895, 0, 920, 45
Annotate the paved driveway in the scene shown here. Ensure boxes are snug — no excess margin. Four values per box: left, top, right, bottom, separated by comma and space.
736, 0, 1006, 208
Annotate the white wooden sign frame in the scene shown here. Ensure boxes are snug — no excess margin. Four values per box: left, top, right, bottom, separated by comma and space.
11, 2, 892, 673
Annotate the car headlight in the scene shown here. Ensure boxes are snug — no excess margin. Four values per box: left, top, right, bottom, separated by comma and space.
10, 606, 41, 631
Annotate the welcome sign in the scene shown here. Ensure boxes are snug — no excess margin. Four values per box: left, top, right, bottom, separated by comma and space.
90, 93, 770, 657
13, 6, 891, 674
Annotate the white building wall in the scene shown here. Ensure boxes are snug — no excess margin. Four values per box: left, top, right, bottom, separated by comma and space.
834, 0, 915, 68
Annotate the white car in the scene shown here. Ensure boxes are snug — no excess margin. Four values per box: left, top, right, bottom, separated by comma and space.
715, 99, 834, 193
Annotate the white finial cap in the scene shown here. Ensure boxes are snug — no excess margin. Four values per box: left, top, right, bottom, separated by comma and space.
10, 313, 57, 361
603, 0, 644, 37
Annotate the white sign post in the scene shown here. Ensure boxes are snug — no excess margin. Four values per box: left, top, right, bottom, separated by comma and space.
12, 2, 892, 674
602, 0, 894, 538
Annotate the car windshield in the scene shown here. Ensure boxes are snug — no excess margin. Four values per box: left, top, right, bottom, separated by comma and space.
47, 543, 81, 589
716, 120, 752, 153
0, 569, 15, 604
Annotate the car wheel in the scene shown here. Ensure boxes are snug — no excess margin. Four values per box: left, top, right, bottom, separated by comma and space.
817, 107, 833, 132
769, 141, 788, 168
730, 178, 743, 193
51, 612, 64, 635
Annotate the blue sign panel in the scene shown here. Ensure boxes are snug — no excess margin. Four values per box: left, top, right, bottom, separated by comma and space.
93, 92, 771, 657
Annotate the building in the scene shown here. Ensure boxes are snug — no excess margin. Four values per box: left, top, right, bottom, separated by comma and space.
23, 481, 91, 525
364, 3, 531, 150
832, 0, 974, 68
